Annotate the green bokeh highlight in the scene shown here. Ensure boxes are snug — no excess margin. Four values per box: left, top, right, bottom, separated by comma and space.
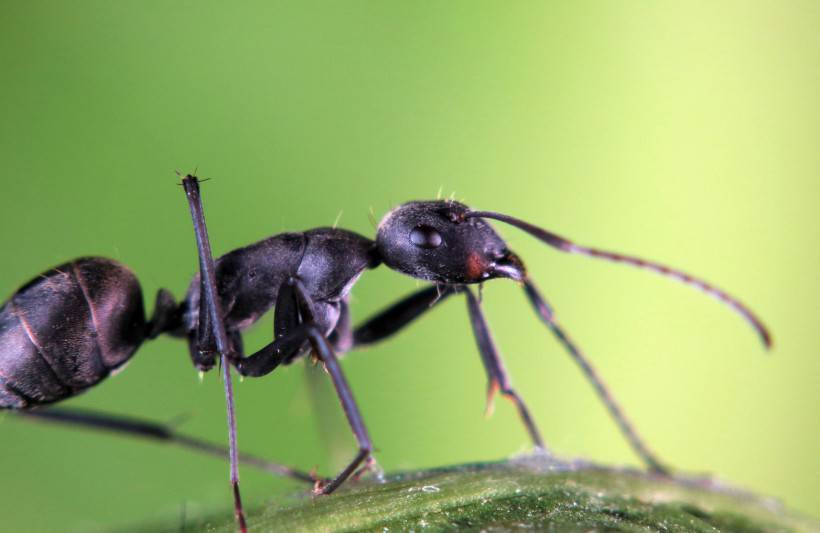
1, 2, 818, 531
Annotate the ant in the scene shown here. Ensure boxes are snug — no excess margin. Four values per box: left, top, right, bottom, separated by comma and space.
0, 174, 771, 532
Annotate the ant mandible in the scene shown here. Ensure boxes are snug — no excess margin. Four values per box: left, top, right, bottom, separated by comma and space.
0, 174, 771, 532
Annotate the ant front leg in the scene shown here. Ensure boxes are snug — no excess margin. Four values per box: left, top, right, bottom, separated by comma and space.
464, 287, 546, 450
521, 278, 670, 475
352, 285, 455, 348
351, 285, 545, 449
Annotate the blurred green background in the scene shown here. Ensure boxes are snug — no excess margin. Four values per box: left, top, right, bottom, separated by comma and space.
1, 2, 818, 531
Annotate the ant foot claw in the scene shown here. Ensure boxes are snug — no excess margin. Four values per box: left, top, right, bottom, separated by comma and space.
312, 478, 331, 495
352, 456, 383, 483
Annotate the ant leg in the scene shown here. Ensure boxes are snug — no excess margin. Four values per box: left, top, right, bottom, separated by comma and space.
234, 331, 304, 377
350, 285, 544, 448
232, 287, 361, 486
352, 285, 456, 348
235, 281, 307, 377
233, 282, 372, 493
291, 279, 373, 495
228, 330, 244, 358
521, 278, 670, 475
348, 285, 542, 446
189, 274, 220, 370
18, 407, 317, 482
463, 288, 546, 450
181, 175, 247, 532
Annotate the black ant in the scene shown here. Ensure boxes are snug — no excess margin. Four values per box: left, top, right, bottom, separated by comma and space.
0, 175, 771, 532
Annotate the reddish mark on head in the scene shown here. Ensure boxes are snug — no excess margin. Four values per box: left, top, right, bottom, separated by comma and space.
466, 252, 487, 281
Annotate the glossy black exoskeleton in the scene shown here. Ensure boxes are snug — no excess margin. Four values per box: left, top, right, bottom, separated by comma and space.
0, 176, 771, 532
0, 258, 175, 408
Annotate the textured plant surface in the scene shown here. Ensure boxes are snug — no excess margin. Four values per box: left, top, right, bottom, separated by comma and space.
150, 454, 816, 532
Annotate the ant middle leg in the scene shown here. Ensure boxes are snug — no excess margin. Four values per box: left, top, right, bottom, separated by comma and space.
234, 278, 373, 495
235, 281, 310, 377
328, 299, 353, 353
291, 279, 373, 495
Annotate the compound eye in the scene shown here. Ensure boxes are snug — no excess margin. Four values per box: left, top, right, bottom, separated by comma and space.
410, 225, 442, 249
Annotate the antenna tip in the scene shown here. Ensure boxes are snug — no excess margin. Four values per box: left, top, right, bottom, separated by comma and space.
761, 329, 774, 350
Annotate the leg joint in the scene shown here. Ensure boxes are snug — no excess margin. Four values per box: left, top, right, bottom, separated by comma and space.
359, 443, 373, 455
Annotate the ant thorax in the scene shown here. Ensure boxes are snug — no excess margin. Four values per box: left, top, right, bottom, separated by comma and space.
181, 227, 375, 337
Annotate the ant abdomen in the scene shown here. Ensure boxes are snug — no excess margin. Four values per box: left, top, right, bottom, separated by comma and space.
0, 257, 150, 409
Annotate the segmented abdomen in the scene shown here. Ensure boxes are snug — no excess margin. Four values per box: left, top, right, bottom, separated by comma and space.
0, 258, 146, 408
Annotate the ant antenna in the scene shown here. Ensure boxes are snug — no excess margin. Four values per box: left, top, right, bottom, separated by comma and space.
466, 210, 772, 348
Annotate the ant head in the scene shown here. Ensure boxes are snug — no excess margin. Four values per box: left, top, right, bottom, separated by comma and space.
376, 200, 525, 284
377, 200, 772, 349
